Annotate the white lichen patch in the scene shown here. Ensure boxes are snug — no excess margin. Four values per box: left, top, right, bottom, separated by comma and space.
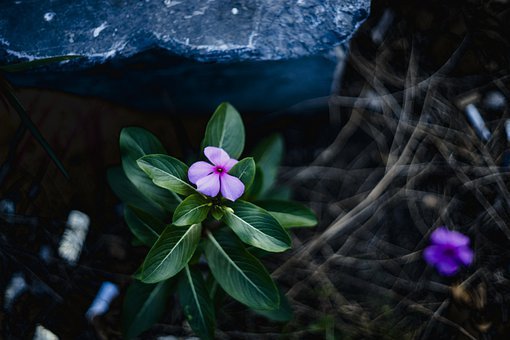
92, 22, 108, 38
164, 0, 182, 8
44, 12, 56, 22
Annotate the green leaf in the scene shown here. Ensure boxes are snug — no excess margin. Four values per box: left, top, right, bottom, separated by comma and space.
173, 194, 211, 226
245, 165, 264, 199
0, 55, 82, 72
228, 157, 255, 190
211, 206, 224, 221
140, 224, 202, 283
255, 200, 318, 228
120, 127, 180, 211
178, 266, 216, 340
201, 102, 245, 159
107, 167, 167, 220
124, 205, 166, 246
206, 274, 221, 299
137, 154, 196, 196
204, 230, 280, 310
133, 265, 144, 280
247, 246, 273, 259
223, 200, 291, 252
122, 279, 173, 339
253, 134, 284, 195
252, 288, 293, 322
0, 77, 69, 179
206, 275, 227, 308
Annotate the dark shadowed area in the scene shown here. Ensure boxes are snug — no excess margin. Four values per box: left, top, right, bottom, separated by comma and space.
1, 0, 510, 339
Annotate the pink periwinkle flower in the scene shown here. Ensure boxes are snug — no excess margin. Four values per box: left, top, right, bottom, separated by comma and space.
188, 146, 245, 201
423, 227, 474, 276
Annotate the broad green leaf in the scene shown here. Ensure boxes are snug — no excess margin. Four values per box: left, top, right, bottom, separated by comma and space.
206, 274, 221, 299
223, 200, 291, 252
107, 166, 166, 219
137, 154, 196, 196
173, 194, 211, 226
204, 231, 279, 310
245, 165, 264, 199
0, 55, 82, 72
201, 102, 245, 159
228, 157, 255, 190
140, 224, 202, 283
122, 279, 173, 339
0, 77, 69, 179
253, 134, 284, 195
255, 200, 318, 228
125, 205, 165, 246
253, 288, 293, 322
247, 246, 273, 259
178, 266, 216, 340
211, 206, 224, 221
206, 275, 228, 308
120, 127, 180, 211
133, 265, 144, 280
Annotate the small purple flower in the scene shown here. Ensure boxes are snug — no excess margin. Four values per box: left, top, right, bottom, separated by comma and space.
423, 227, 474, 276
188, 146, 245, 201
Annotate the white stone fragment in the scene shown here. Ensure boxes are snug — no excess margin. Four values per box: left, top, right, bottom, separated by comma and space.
58, 210, 90, 265
464, 103, 491, 142
33, 324, 59, 340
484, 91, 506, 111
4, 273, 27, 310
85, 282, 120, 320
505, 120, 510, 143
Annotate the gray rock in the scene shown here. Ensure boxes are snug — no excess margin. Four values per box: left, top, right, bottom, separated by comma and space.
0, 0, 369, 63
4, 52, 338, 113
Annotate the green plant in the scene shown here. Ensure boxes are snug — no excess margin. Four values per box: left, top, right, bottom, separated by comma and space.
109, 102, 317, 339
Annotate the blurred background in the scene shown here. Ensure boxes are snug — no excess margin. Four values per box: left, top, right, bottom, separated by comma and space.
1, 0, 510, 338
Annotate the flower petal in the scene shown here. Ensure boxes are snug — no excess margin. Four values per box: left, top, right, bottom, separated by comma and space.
429, 227, 451, 245
196, 173, 220, 197
220, 173, 245, 201
204, 146, 231, 167
435, 257, 460, 276
188, 161, 215, 184
224, 158, 238, 172
430, 227, 469, 247
456, 246, 474, 266
423, 245, 443, 265
448, 231, 470, 247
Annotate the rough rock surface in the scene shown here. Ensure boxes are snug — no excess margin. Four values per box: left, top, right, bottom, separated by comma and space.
0, 0, 369, 63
